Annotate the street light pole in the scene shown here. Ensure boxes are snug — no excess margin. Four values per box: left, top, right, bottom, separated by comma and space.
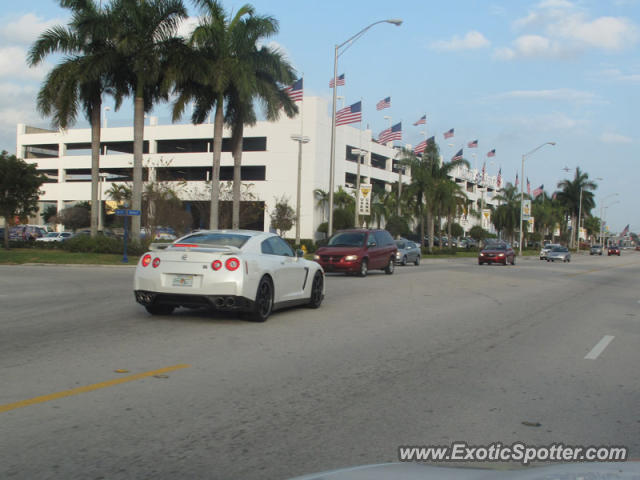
291, 135, 311, 246
327, 18, 402, 237
519, 142, 555, 257
599, 193, 618, 245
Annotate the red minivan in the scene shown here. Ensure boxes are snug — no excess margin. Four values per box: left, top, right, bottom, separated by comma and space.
314, 229, 397, 277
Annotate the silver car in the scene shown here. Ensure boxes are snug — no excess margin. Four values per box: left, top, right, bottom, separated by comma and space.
540, 243, 560, 260
590, 244, 603, 255
547, 245, 571, 262
395, 239, 421, 266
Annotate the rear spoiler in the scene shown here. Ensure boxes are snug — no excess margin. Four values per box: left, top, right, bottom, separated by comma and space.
151, 243, 241, 254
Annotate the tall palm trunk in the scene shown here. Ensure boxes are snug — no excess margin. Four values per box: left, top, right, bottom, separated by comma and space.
209, 95, 223, 229
427, 211, 435, 253
131, 89, 145, 239
90, 100, 101, 237
231, 123, 243, 230
447, 216, 452, 246
570, 214, 576, 248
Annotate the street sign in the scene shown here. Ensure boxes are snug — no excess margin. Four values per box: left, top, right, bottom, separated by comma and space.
358, 183, 372, 216
522, 200, 531, 220
115, 209, 141, 216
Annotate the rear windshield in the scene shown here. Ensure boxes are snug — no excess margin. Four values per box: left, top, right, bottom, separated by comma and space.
328, 232, 365, 247
45, 233, 58, 237
176, 233, 250, 248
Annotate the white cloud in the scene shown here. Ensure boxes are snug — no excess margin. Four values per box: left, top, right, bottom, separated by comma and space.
497, 1, 638, 60
491, 88, 600, 104
431, 31, 490, 51
509, 111, 587, 131
177, 16, 199, 39
0, 46, 49, 80
597, 67, 640, 82
600, 132, 633, 143
0, 13, 65, 46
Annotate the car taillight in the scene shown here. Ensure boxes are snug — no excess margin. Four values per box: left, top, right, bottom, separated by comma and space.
141, 254, 152, 267
152, 257, 161, 268
211, 260, 222, 271
174, 243, 198, 248
225, 257, 240, 271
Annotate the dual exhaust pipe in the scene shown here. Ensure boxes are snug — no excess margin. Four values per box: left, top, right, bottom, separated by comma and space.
214, 296, 236, 308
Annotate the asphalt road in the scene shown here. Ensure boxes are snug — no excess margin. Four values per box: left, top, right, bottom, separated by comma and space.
1, 252, 639, 479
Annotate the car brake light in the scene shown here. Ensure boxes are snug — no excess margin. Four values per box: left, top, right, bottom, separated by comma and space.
211, 260, 222, 271
152, 257, 161, 268
225, 257, 240, 271
141, 254, 152, 267
174, 243, 198, 248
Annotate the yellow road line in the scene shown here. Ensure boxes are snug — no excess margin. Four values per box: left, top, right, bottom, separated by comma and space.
0, 364, 191, 414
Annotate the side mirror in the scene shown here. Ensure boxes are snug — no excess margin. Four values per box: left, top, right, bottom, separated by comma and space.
368, 242, 377, 248
295, 249, 304, 258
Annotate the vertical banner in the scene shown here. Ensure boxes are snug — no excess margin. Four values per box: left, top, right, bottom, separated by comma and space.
522, 200, 531, 220
553, 224, 561, 237
358, 183, 372, 216
481, 209, 491, 230
528, 217, 535, 232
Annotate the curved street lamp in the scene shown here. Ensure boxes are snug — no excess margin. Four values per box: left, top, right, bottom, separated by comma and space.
327, 19, 403, 237
519, 142, 555, 256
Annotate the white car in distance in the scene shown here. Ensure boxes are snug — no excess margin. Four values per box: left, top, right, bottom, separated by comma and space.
35, 232, 73, 242
134, 230, 325, 322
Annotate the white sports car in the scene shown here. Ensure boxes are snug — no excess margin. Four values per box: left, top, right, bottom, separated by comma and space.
134, 230, 325, 322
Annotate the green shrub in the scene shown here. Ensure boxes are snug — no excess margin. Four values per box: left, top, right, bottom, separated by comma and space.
284, 238, 317, 253
61, 235, 148, 256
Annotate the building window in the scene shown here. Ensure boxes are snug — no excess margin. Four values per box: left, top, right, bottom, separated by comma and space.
156, 137, 267, 154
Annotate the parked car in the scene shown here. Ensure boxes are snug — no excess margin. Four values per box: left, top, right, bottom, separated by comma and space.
478, 243, 516, 265
459, 237, 478, 249
441, 236, 457, 247
608, 245, 621, 256
423, 235, 441, 247
590, 245, 603, 255
540, 243, 561, 260
547, 245, 571, 262
9, 225, 47, 241
134, 230, 324, 321
314, 229, 397, 277
394, 238, 421, 266
36, 232, 73, 242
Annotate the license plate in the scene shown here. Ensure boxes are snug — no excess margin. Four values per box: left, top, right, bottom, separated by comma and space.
172, 274, 193, 287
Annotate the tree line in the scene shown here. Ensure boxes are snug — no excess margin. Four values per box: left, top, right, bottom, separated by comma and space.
28, 0, 298, 239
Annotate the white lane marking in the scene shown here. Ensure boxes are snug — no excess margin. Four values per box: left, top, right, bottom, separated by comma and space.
584, 335, 615, 360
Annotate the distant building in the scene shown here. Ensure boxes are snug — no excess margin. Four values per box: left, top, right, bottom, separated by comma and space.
16, 96, 501, 238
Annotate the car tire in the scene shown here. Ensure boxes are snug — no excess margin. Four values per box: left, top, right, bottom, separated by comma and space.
145, 305, 174, 316
401, 256, 407, 266
248, 276, 273, 322
414, 255, 420, 266
511, 256, 516, 265
358, 259, 368, 277
385, 257, 395, 275
307, 271, 324, 309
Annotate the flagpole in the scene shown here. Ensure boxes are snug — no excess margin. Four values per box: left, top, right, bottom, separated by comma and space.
355, 102, 363, 227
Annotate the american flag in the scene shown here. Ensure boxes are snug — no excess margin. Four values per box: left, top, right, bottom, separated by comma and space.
378, 122, 402, 143
443, 128, 454, 139
414, 140, 427, 154
497, 167, 502, 188
413, 115, 426, 126
452, 148, 463, 161
329, 74, 345, 88
284, 78, 303, 102
376, 96, 391, 110
621, 224, 630, 236
527, 178, 531, 195
487, 149, 495, 157
335, 101, 362, 126
468, 139, 478, 148
532, 184, 544, 198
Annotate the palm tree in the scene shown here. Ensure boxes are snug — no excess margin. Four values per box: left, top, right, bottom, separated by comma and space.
314, 188, 329, 222
492, 182, 521, 244
171, 0, 251, 229
110, 0, 187, 239
28, 0, 121, 237
400, 148, 432, 248
227, 34, 298, 229
439, 180, 466, 244
556, 167, 597, 247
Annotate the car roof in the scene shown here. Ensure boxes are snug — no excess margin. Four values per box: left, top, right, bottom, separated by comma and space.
184, 229, 270, 237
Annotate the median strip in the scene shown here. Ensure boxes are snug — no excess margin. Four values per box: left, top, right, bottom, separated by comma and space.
0, 364, 191, 414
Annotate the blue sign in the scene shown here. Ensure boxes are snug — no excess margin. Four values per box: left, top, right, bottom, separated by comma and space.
115, 209, 141, 216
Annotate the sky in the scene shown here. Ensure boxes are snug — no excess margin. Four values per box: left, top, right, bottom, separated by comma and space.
1, 0, 638, 232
